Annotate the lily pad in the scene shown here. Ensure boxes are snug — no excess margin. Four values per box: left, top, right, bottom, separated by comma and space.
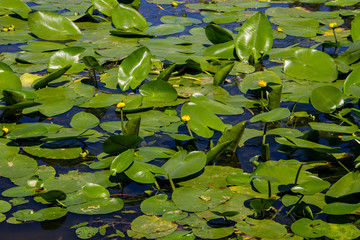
129, 215, 177, 239
68, 198, 124, 215
236, 218, 287, 239
140, 194, 178, 215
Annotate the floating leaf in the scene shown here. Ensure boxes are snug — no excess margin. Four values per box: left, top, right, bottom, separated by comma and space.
68, 198, 124, 215
192, 227, 233, 239
236, 218, 287, 239
0, 62, 22, 93
0, 0, 31, 19
291, 218, 329, 238
139, 80, 177, 103
284, 48, 338, 82
140, 194, 177, 215
110, 149, 135, 176
48, 47, 85, 74
129, 216, 177, 239
250, 108, 290, 123
28, 11, 82, 41
205, 23, 233, 44
118, 47, 152, 91
344, 65, 360, 97
70, 112, 100, 129
112, 3, 148, 31
91, 0, 118, 16
235, 12, 273, 62
0, 200, 11, 213
310, 85, 344, 113
81, 183, 110, 199
351, 13, 360, 42
161, 150, 206, 179
103, 135, 141, 155
76, 226, 99, 239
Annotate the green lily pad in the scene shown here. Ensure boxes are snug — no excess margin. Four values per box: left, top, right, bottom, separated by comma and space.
291, 218, 329, 238
310, 85, 344, 113
172, 187, 233, 212
309, 122, 358, 133
284, 48, 338, 82
326, 223, 360, 240
125, 161, 166, 184
48, 47, 85, 74
326, 171, 360, 201
192, 227, 233, 239
139, 80, 178, 104
28, 11, 82, 41
110, 149, 134, 176
76, 226, 99, 239
0, 0, 31, 19
161, 150, 206, 179
240, 70, 281, 93
22, 146, 83, 160
70, 112, 100, 129
322, 202, 360, 215
68, 198, 124, 215
236, 218, 287, 239
0, 62, 22, 93
250, 108, 290, 123
0, 200, 11, 213
0, 154, 37, 178
129, 215, 177, 239
161, 16, 202, 26
344, 65, 360, 98
146, 24, 185, 36
112, 3, 148, 31
140, 194, 177, 215
81, 183, 110, 199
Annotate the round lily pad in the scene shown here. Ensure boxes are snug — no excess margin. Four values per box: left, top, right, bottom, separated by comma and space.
130, 215, 177, 239
140, 194, 177, 215
291, 218, 329, 238
236, 218, 287, 239
68, 198, 124, 215
0, 200, 11, 213
0, 154, 37, 178
76, 226, 99, 239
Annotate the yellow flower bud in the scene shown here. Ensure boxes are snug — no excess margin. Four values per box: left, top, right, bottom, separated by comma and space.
171, 1, 178, 7
181, 115, 190, 122
277, 27, 283, 32
329, 22, 338, 29
117, 102, 126, 108
2, 126, 9, 134
258, 80, 267, 88
2, 27, 9, 32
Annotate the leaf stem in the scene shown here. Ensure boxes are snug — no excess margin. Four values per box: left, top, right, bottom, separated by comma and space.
167, 173, 176, 192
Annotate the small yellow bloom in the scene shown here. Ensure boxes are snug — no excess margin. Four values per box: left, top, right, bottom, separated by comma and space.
277, 27, 283, 32
117, 102, 126, 108
80, 150, 89, 158
1, 27, 9, 32
2, 126, 9, 134
181, 115, 190, 122
329, 22, 338, 29
258, 80, 267, 88
8, 25, 15, 31
171, 1, 178, 7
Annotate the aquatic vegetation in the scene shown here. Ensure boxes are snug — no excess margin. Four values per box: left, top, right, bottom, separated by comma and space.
0, 0, 360, 239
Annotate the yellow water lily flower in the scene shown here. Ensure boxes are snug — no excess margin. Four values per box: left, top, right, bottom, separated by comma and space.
2, 126, 9, 134
181, 115, 190, 122
277, 27, 283, 32
258, 80, 267, 88
117, 102, 126, 108
329, 22, 338, 29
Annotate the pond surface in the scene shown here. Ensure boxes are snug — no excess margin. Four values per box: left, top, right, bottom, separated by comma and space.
0, 0, 360, 239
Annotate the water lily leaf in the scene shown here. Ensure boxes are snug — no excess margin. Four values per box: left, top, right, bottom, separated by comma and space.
161, 16, 201, 26
23, 146, 83, 160
203, 40, 235, 58
140, 194, 177, 215
235, 12, 273, 62
76, 226, 99, 239
161, 150, 206, 179
139, 80, 177, 103
78, 93, 122, 108
291, 218, 329, 238
213, 62, 234, 87
250, 108, 290, 123
344, 65, 360, 97
81, 183, 110, 199
351, 13, 360, 42
35, 207, 68, 221
146, 24, 185, 36
181, 102, 225, 138
12, 209, 41, 221
190, 93, 243, 115
6, 124, 48, 140
284, 48, 338, 82
240, 70, 281, 93
206, 140, 232, 163
192, 227, 233, 239
0, 0, 31, 19
129, 216, 177, 239
48, 47, 85, 74
310, 85, 344, 113
236, 218, 287, 239
103, 135, 140, 155
112, 3, 148, 31
205, 23, 233, 44
68, 198, 124, 215
125, 161, 165, 183
32, 65, 72, 89
91, 0, 118, 16
82, 56, 106, 71
326, 223, 360, 240
38, 99, 74, 117
276, 136, 341, 153
217, 121, 247, 153
326, 171, 360, 201
118, 46, 152, 91
172, 187, 233, 212
2, 186, 36, 197
70, 112, 100, 129
137, 147, 176, 162
0, 62, 22, 93
110, 149, 134, 175
309, 122, 358, 134
322, 202, 360, 215
28, 11, 82, 41
0, 200, 11, 213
